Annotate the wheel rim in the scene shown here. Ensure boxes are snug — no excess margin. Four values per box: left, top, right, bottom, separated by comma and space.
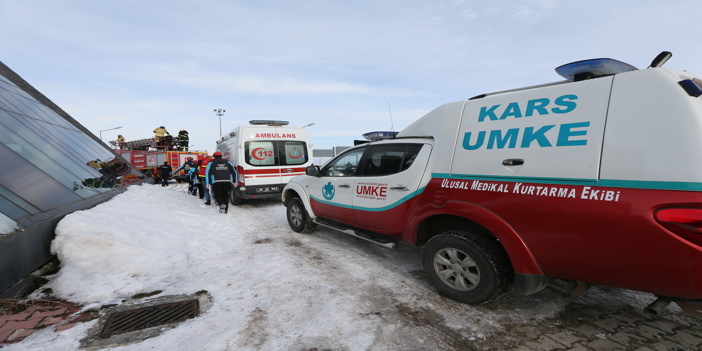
433, 247, 480, 291
289, 204, 303, 227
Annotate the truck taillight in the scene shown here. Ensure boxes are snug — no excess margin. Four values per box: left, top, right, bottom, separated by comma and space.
654, 208, 702, 246
236, 165, 245, 184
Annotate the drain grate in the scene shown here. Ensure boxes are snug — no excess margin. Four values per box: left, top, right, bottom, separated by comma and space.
99, 299, 199, 339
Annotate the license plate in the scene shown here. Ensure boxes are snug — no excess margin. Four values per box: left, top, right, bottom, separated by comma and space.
256, 186, 279, 193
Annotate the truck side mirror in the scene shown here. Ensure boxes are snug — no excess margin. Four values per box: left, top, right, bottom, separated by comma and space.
306, 165, 320, 176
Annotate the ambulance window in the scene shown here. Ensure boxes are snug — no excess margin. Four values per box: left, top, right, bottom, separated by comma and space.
401, 145, 422, 171
245, 141, 277, 166
323, 148, 365, 177
363, 144, 422, 176
281, 141, 308, 165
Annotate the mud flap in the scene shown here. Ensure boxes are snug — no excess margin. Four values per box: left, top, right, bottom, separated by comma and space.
513, 273, 550, 296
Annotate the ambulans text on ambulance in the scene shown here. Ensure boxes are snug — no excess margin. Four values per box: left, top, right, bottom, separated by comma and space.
254, 133, 297, 138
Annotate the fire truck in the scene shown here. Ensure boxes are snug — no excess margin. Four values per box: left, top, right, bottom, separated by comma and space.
111, 135, 208, 183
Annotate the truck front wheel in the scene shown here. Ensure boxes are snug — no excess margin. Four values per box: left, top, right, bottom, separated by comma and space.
286, 197, 317, 233
422, 231, 513, 304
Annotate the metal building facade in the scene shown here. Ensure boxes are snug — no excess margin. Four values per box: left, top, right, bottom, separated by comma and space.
0, 62, 144, 296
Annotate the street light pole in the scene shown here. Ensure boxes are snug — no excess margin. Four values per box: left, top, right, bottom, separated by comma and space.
214, 109, 226, 137
99, 126, 122, 141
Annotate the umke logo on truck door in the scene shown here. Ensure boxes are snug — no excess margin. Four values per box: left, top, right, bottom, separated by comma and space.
462, 94, 590, 150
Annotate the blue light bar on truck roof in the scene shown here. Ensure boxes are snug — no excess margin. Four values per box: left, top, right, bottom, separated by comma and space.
249, 120, 289, 126
363, 131, 398, 141
555, 58, 638, 81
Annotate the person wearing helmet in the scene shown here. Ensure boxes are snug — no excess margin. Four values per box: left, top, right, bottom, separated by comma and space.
172, 157, 196, 194
153, 126, 170, 147
205, 151, 237, 213
177, 129, 189, 151
157, 161, 173, 187
116, 134, 125, 150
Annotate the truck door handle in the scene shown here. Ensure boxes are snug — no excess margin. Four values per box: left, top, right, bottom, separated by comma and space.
502, 159, 524, 166
390, 186, 409, 191
338, 184, 351, 188
283, 169, 294, 173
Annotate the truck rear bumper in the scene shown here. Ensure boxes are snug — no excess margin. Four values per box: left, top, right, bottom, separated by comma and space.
233, 183, 284, 200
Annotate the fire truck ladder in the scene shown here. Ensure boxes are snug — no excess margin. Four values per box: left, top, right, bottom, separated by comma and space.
121, 138, 154, 150
169, 152, 181, 166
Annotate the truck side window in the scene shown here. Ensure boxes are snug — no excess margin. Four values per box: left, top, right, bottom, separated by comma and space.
363, 144, 422, 176
323, 148, 365, 177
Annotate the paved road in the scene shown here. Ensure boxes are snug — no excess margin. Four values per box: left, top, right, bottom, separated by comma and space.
463, 281, 702, 351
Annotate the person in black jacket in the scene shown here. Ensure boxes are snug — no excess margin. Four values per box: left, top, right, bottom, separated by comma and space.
205, 152, 237, 213
158, 161, 173, 187
177, 129, 189, 151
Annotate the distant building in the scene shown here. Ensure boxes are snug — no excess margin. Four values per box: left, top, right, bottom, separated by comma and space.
312, 146, 350, 166
0, 61, 146, 297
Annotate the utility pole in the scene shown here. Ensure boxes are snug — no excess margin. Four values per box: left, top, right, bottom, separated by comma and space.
214, 109, 226, 137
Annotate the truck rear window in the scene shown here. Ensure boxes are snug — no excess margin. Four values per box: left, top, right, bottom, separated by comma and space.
245, 140, 309, 167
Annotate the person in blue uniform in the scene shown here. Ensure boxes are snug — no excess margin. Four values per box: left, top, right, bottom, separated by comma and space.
205, 152, 237, 213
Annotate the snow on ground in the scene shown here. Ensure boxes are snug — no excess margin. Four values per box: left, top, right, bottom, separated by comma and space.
6, 183, 657, 350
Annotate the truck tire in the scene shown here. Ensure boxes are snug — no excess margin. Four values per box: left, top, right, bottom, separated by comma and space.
287, 197, 317, 233
229, 190, 244, 206
422, 231, 513, 304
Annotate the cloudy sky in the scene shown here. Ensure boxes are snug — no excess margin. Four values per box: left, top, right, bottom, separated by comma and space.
1, 0, 701, 153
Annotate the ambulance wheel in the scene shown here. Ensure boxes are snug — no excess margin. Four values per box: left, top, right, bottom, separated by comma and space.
287, 197, 317, 233
229, 191, 244, 206
422, 232, 513, 305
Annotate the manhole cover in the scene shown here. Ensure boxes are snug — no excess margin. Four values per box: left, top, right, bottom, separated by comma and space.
99, 299, 199, 339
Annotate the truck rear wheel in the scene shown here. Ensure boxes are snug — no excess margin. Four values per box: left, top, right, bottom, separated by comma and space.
422, 231, 513, 304
229, 190, 244, 206
287, 197, 317, 233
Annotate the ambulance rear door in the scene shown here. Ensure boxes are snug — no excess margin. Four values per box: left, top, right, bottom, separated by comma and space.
241, 126, 312, 194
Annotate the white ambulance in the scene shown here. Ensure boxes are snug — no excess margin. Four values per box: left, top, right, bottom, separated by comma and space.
283, 52, 702, 316
216, 120, 313, 204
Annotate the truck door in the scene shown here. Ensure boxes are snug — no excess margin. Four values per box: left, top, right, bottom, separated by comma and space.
352, 143, 432, 231
278, 140, 310, 183
245, 140, 282, 188
308, 147, 366, 225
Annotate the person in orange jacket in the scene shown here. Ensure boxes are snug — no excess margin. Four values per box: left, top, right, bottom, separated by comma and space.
197, 155, 214, 205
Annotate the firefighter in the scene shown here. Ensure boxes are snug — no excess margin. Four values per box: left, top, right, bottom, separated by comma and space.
178, 129, 189, 151
172, 157, 196, 194
116, 135, 125, 150
197, 156, 214, 205
153, 126, 170, 146
158, 161, 173, 187
205, 152, 237, 214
